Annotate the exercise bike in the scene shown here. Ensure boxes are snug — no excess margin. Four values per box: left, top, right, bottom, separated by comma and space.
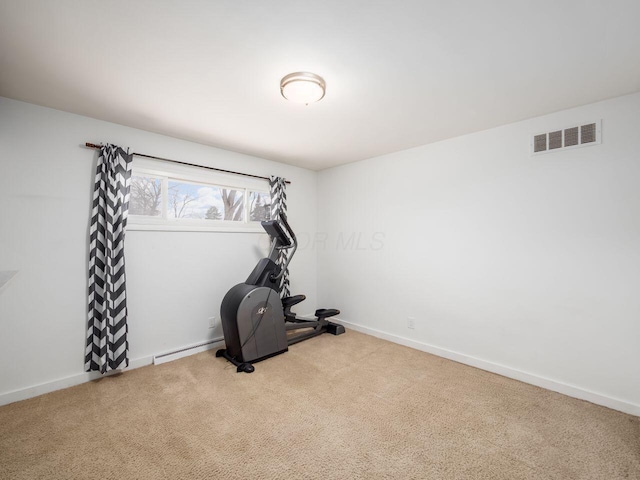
216, 213, 344, 373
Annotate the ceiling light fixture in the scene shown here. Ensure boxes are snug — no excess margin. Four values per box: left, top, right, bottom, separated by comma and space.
280, 72, 326, 105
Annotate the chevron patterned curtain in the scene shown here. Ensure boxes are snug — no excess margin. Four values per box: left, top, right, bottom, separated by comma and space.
86, 145, 133, 373
269, 176, 290, 298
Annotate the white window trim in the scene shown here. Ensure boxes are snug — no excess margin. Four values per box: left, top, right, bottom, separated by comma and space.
127, 158, 271, 233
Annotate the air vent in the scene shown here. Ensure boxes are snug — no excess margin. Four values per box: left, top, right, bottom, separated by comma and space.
531, 120, 601, 155
549, 130, 562, 149
533, 134, 547, 153
564, 127, 579, 147
581, 123, 596, 143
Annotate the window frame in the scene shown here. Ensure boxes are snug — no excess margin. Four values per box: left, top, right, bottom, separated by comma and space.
127, 157, 271, 233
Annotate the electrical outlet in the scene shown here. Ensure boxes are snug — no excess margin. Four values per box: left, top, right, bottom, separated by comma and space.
407, 317, 415, 329
208, 316, 216, 329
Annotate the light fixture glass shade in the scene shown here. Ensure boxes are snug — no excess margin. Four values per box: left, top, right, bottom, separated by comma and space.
280, 72, 325, 104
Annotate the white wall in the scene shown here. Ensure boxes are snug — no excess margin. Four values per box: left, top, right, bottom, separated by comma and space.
318, 92, 640, 414
0, 97, 318, 401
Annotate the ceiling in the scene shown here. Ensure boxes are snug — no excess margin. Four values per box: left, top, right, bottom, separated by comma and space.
1, 1, 639, 170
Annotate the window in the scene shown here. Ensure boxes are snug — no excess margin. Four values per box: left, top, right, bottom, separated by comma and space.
166, 180, 245, 221
128, 158, 271, 232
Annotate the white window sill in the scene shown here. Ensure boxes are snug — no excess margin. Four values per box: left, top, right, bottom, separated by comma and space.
127, 221, 265, 233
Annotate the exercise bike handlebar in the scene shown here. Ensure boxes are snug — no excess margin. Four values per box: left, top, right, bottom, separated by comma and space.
269, 212, 297, 282
278, 212, 296, 246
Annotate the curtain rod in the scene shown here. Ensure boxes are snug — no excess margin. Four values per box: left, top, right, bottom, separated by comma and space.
84, 143, 290, 184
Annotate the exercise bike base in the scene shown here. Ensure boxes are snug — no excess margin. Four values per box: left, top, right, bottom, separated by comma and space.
216, 347, 289, 373
217, 320, 344, 373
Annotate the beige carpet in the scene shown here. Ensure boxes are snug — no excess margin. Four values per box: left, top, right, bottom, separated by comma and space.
1, 330, 638, 480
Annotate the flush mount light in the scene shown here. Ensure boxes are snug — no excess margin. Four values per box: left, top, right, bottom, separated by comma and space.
280, 72, 326, 105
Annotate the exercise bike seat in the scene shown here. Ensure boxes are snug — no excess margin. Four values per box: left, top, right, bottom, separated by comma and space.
315, 308, 340, 319
282, 295, 306, 308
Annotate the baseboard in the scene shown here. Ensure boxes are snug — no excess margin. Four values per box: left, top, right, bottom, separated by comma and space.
337, 319, 640, 417
0, 338, 225, 407
153, 338, 224, 365
0, 356, 149, 407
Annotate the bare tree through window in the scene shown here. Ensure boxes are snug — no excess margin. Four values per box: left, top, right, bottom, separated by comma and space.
169, 184, 197, 218
221, 189, 244, 221
130, 176, 162, 216
130, 175, 259, 223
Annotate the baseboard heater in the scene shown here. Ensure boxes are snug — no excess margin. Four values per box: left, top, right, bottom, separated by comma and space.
153, 337, 224, 365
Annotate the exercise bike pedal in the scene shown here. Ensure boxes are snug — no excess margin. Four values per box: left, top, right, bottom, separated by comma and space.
282, 295, 306, 308
314, 308, 340, 319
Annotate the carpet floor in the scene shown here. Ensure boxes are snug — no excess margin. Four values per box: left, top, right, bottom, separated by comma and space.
0, 330, 638, 479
